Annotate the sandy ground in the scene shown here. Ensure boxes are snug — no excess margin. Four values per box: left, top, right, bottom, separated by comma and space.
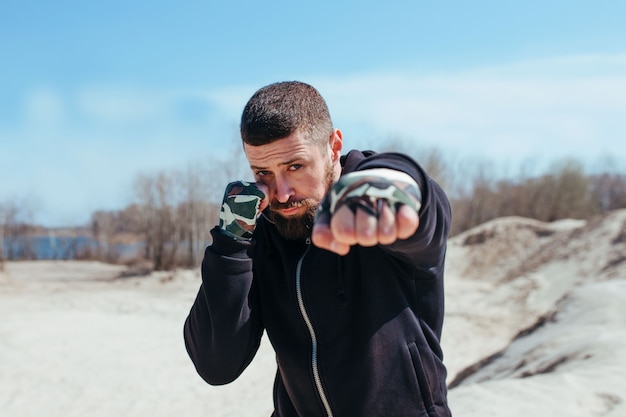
0, 263, 276, 417
2, 209, 626, 416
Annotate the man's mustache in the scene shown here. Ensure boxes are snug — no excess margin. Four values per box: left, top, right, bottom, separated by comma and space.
270, 198, 317, 211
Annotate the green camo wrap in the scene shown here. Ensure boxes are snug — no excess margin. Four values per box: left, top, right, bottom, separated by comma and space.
219, 181, 266, 240
314, 169, 422, 226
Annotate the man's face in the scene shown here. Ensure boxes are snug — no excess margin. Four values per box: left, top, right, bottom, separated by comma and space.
244, 130, 342, 240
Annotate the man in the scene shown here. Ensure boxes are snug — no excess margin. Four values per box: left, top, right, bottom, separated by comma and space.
184, 81, 452, 417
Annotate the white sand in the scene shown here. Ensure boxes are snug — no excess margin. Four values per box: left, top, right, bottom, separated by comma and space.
0, 263, 276, 417
1, 209, 625, 416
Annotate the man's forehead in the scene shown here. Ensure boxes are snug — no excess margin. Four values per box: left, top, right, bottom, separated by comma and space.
244, 137, 323, 168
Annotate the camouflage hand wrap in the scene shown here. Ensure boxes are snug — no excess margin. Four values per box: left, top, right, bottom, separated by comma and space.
315, 169, 422, 226
219, 181, 265, 240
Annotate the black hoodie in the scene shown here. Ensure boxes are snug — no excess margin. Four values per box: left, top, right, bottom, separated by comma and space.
184, 150, 452, 417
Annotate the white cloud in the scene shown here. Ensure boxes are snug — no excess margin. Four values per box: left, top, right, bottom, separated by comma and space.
305, 53, 626, 164
76, 88, 173, 124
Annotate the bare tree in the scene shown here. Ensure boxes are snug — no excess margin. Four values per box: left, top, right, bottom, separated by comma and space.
175, 159, 224, 267
446, 156, 606, 234
175, 147, 251, 268
113, 145, 249, 271
90, 210, 123, 262
447, 159, 501, 235
0, 202, 5, 269
590, 172, 626, 212
137, 170, 181, 270
527, 159, 598, 221
0, 197, 36, 260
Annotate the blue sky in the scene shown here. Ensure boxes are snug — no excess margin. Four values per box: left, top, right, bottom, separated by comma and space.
1, 1, 626, 226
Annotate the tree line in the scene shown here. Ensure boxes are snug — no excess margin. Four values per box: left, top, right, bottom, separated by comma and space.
2, 144, 626, 270
392, 145, 626, 236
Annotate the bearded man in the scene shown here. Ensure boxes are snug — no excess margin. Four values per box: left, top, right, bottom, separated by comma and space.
184, 81, 452, 417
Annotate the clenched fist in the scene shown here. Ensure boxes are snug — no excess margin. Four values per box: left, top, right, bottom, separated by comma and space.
311, 169, 421, 255
219, 181, 269, 240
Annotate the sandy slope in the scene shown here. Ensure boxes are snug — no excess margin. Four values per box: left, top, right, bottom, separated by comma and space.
449, 279, 626, 416
1, 209, 625, 416
444, 209, 626, 416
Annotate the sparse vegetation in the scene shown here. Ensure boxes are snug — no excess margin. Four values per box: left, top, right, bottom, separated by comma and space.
0, 197, 37, 264
2, 141, 625, 270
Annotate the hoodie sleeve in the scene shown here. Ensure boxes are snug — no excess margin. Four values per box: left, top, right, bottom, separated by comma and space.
183, 226, 264, 385
353, 152, 451, 279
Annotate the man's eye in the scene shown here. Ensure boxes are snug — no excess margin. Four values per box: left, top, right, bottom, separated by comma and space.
289, 164, 302, 171
256, 170, 270, 177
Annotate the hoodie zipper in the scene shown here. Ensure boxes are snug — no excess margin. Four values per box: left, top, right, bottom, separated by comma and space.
296, 239, 334, 417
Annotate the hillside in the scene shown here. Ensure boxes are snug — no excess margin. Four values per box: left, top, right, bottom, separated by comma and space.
444, 209, 626, 416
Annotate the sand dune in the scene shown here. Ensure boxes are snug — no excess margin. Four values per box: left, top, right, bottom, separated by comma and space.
1, 209, 625, 416
444, 209, 626, 415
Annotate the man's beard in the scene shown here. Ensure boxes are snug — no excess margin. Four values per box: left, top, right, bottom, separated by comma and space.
269, 162, 335, 241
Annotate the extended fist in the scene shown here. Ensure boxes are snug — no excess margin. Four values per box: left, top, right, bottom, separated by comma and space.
312, 169, 421, 255
219, 181, 268, 240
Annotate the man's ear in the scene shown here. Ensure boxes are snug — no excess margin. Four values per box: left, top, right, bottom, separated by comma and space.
329, 129, 343, 162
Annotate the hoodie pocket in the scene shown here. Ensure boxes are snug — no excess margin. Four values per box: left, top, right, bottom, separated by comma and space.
407, 341, 438, 412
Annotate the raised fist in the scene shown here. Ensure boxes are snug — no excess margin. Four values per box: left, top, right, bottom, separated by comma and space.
312, 168, 421, 255
219, 181, 268, 240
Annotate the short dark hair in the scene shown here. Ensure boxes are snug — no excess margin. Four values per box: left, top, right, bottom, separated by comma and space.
240, 81, 333, 147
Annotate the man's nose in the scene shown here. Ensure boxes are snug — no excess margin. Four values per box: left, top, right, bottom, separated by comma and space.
274, 175, 294, 203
